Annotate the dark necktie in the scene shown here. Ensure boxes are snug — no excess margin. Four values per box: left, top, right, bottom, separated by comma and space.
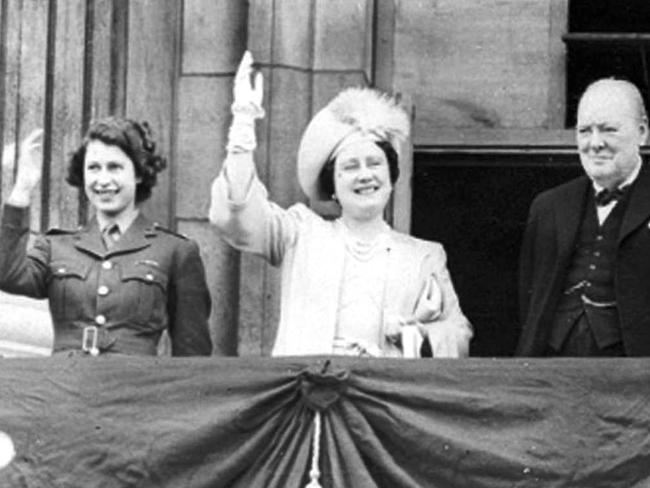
594, 186, 629, 207
102, 224, 121, 250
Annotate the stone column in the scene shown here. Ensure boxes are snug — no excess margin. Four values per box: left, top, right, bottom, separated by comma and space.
175, 0, 249, 355
241, 0, 375, 355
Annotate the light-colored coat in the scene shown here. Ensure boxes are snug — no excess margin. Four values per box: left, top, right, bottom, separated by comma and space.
210, 173, 472, 357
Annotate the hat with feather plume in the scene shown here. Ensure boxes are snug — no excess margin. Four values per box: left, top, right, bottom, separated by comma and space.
297, 87, 410, 202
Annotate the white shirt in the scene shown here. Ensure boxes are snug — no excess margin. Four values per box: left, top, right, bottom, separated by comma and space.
592, 161, 642, 225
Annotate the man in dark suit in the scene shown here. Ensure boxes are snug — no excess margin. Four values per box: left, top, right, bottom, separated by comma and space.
517, 78, 650, 356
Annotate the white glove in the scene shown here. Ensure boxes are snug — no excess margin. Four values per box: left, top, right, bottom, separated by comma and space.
384, 275, 443, 357
226, 51, 265, 153
413, 274, 443, 325
7, 129, 44, 207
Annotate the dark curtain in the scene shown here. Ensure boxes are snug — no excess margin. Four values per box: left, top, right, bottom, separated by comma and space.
1, 356, 650, 487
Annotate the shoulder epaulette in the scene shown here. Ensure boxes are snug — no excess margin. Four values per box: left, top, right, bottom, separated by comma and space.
153, 222, 188, 240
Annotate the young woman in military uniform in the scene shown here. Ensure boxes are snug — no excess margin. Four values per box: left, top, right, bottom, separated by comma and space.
0, 118, 212, 356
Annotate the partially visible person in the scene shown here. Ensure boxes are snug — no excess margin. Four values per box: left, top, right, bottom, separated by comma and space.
0, 117, 212, 356
209, 52, 472, 357
517, 78, 650, 356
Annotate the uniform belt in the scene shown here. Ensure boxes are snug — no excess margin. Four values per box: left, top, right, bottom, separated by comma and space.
81, 326, 117, 355
53, 325, 159, 356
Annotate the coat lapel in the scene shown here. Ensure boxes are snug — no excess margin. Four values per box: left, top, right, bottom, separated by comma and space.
322, 221, 346, 352
108, 213, 154, 256
384, 231, 414, 316
74, 219, 106, 258
618, 162, 650, 243
73, 213, 153, 258
555, 178, 590, 263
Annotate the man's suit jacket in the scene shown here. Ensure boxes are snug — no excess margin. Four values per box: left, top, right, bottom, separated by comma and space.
516, 162, 650, 356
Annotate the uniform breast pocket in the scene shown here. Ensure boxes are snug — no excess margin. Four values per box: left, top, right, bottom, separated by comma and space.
120, 263, 169, 325
48, 261, 91, 320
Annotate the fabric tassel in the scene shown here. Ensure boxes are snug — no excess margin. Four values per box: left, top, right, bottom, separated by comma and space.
305, 411, 323, 488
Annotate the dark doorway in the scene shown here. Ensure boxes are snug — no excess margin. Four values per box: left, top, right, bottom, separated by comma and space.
411, 151, 582, 357
564, 0, 650, 127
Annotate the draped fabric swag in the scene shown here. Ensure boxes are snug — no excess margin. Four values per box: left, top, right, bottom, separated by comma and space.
0, 357, 649, 487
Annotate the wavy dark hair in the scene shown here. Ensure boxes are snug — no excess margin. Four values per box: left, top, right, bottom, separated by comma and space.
318, 140, 400, 200
66, 117, 167, 203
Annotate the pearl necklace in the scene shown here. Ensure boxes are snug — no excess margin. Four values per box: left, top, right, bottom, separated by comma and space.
341, 222, 391, 262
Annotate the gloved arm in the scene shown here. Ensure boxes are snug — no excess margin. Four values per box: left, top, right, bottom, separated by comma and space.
385, 275, 442, 358
6, 129, 44, 207
209, 51, 299, 263
0, 130, 50, 297
420, 249, 472, 357
217, 50, 265, 203
385, 247, 472, 358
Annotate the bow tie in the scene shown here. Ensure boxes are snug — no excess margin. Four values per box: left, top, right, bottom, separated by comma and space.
594, 186, 629, 206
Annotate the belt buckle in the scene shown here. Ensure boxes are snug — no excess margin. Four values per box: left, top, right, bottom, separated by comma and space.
82, 326, 100, 356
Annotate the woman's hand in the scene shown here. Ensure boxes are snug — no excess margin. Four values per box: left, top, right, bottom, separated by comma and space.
414, 275, 442, 324
226, 51, 265, 154
232, 51, 264, 117
7, 129, 44, 207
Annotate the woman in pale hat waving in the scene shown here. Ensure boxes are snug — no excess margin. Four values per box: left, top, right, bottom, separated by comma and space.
210, 52, 472, 357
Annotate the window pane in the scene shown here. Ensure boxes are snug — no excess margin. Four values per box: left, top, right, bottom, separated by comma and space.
565, 0, 650, 127
566, 43, 649, 127
569, 0, 650, 33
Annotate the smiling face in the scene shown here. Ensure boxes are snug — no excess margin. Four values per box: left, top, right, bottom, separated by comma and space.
576, 82, 648, 189
83, 140, 140, 220
333, 140, 392, 222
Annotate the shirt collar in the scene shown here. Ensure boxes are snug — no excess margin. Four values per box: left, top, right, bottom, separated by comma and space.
592, 156, 643, 194
97, 208, 140, 235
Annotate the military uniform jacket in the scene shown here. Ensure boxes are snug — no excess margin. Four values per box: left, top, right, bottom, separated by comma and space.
0, 204, 212, 356
517, 162, 650, 356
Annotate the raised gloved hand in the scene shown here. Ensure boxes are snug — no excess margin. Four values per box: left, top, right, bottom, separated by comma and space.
227, 51, 265, 153
7, 129, 44, 207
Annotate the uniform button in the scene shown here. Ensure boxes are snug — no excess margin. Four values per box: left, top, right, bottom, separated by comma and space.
146, 273, 154, 281
596, 235, 603, 241
586, 282, 592, 287
594, 251, 600, 257
589, 264, 596, 270
102, 261, 113, 270
57, 267, 66, 273
97, 285, 109, 296
95, 315, 106, 325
